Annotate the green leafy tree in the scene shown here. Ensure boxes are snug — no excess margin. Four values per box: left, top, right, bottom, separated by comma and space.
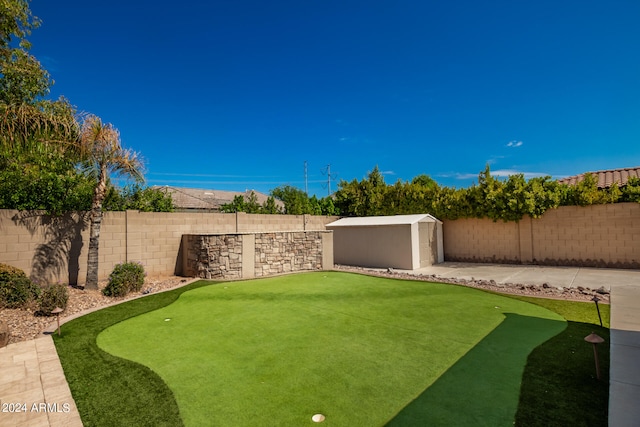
103, 184, 174, 212
220, 195, 247, 213
524, 176, 562, 218
220, 192, 264, 213
334, 166, 388, 216
270, 185, 312, 215
0, 1, 90, 214
621, 177, 640, 203
318, 196, 339, 215
308, 196, 323, 216
432, 186, 474, 220
562, 173, 611, 206
78, 115, 143, 289
0, 0, 51, 104
0, 148, 94, 214
411, 174, 438, 190
261, 196, 282, 214
243, 191, 262, 214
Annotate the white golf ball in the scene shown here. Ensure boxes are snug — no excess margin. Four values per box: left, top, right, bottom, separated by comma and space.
312, 414, 325, 422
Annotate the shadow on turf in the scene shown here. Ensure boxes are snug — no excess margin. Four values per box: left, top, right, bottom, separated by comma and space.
386, 313, 566, 426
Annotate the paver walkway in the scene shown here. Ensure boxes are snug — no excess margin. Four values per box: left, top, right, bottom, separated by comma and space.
0, 336, 82, 427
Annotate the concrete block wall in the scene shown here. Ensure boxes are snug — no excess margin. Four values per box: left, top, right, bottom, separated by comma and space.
236, 213, 339, 232
443, 203, 640, 268
529, 204, 639, 267
305, 215, 339, 230
125, 211, 237, 277
0, 210, 337, 285
443, 217, 520, 264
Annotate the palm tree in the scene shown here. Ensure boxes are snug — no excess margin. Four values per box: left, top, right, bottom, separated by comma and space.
79, 115, 143, 289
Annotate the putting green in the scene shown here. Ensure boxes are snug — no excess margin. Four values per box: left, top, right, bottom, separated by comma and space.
97, 272, 565, 426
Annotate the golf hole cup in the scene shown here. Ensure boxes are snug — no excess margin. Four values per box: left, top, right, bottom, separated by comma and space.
312, 413, 325, 422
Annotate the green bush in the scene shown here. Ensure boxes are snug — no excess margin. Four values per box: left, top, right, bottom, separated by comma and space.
0, 263, 40, 308
103, 262, 146, 298
38, 283, 69, 316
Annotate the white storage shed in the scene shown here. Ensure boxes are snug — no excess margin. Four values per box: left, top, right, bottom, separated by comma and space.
326, 214, 444, 270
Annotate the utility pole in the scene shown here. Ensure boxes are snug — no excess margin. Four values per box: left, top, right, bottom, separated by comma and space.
321, 164, 336, 196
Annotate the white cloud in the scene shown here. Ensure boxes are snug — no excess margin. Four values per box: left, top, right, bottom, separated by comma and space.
506, 140, 523, 148
381, 170, 396, 176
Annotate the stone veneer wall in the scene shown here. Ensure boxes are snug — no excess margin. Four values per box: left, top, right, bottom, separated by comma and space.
184, 234, 244, 280
183, 231, 332, 280
254, 232, 323, 277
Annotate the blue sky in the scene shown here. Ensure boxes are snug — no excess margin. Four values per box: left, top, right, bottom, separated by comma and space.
29, 0, 640, 197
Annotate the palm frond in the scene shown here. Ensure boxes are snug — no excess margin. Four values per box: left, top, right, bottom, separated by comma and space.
0, 101, 79, 154
78, 114, 145, 184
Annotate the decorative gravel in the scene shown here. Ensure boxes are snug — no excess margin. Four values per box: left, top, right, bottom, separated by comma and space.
1, 276, 190, 346
334, 265, 611, 303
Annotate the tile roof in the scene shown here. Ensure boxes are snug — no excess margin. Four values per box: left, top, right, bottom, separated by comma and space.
152, 186, 283, 211
557, 167, 640, 188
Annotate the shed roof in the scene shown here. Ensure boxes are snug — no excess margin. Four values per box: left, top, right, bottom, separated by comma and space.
557, 167, 640, 189
326, 214, 441, 227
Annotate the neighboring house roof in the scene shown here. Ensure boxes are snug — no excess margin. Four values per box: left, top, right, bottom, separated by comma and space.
326, 214, 441, 227
557, 167, 640, 189
153, 186, 282, 211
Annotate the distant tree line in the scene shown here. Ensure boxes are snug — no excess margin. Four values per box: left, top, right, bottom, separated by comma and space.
223, 165, 640, 222
220, 185, 339, 216
333, 165, 640, 222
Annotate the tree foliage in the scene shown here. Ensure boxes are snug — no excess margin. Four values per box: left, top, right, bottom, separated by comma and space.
0, 0, 51, 104
220, 192, 282, 214
270, 185, 337, 215
103, 184, 174, 212
333, 165, 638, 222
270, 185, 311, 215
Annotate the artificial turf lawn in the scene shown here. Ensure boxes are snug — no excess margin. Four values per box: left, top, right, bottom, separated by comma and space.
511, 296, 610, 426
52, 280, 216, 427
96, 272, 565, 426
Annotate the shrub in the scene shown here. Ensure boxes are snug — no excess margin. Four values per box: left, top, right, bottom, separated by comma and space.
0, 263, 40, 308
38, 283, 69, 316
103, 262, 146, 297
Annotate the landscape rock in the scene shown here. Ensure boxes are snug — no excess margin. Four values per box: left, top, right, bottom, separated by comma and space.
0, 276, 187, 346
334, 264, 611, 305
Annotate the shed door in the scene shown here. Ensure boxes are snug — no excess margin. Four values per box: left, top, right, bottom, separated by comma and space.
418, 222, 434, 267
